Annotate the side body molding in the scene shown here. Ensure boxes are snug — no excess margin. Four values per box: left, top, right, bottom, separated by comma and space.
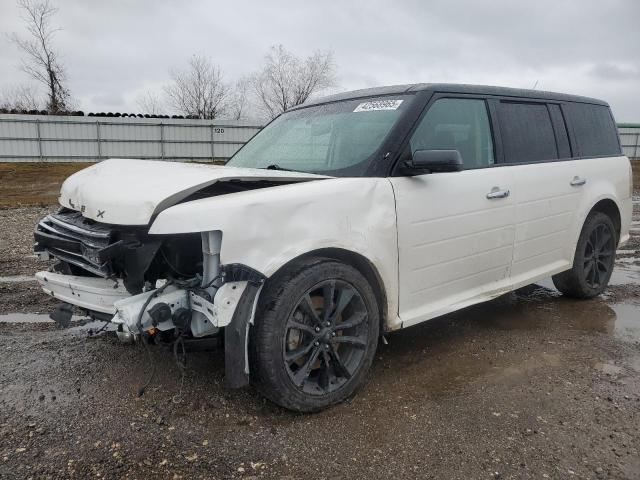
149, 177, 401, 330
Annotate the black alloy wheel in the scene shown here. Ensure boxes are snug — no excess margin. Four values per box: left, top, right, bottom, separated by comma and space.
251, 257, 379, 412
552, 211, 618, 298
283, 279, 369, 395
582, 222, 616, 289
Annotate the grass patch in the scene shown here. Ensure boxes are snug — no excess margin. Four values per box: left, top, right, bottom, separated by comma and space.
0, 162, 94, 208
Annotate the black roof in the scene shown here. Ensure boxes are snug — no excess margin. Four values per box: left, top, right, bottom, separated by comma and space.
294, 83, 608, 109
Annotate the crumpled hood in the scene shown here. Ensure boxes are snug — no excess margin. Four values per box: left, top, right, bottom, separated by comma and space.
59, 158, 326, 225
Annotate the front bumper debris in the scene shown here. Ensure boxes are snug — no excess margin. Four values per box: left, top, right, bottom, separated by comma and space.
35, 270, 250, 337
35, 271, 129, 314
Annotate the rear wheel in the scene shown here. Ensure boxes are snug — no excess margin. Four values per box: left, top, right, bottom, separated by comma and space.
552, 212, 617, 298
250, 257, 379, 412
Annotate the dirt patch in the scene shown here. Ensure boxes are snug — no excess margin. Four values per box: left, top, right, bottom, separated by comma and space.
0, 162, 93, 208
0, 205, 57, 276
0, 282, 57, 314
1, 285, 639, 479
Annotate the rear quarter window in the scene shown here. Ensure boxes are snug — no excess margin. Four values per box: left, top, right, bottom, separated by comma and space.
563, 103, 621, 157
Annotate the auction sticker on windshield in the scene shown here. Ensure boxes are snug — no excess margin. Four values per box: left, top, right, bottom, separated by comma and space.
353, 99, 403, 112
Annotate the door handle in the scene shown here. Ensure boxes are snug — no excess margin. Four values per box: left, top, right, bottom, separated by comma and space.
570, 176, 587, 187
486, 187, 510, 199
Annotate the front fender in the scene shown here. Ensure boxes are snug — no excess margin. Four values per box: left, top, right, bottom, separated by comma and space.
149, 177, 400, 329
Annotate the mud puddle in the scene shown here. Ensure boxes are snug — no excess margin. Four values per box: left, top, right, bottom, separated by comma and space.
374, 281, 640, 402
610, 264, 640, 285
609, 303, 640, 343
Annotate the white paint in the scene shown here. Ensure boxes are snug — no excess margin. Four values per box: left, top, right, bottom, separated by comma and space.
59, 158, 327, 225
150, 177, 401, 329
392, 155, 632, 328
390, 167, 516, 327
148, 156, 631, 331
35, 271, 129, 314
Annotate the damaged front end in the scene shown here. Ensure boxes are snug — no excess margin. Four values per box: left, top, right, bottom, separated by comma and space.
34, 208, 264, 387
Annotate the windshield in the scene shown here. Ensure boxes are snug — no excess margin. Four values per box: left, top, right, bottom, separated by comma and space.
227, 94, 414, 176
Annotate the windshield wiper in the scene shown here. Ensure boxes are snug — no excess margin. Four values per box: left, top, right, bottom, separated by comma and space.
263, 164, 294, 172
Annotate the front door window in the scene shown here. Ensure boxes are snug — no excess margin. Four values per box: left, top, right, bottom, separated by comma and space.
409, 98, 494, 169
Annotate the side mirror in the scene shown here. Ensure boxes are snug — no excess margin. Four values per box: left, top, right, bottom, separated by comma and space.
403, 149, 463, 174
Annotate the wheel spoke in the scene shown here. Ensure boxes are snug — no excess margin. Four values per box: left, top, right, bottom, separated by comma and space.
292, 345, 322, 386
288, 320, 317, 336
583, 262, 592, 279
298, 294, 322, 326
318, 348, 333, 392
333, 312, 367, 331
328, 344, 351, 379
332, 335, 367, 349
587, 262, 596, 286
285, 339, 317, 363
597, 230, 611, 250
592, 261, 600, 285
597, 260, 609, 275
322, 281, 336, 321
331, 287, 355, 322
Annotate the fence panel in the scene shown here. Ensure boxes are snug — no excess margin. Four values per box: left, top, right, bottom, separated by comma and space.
0, 114, 263, 162
619, 125, 640, 160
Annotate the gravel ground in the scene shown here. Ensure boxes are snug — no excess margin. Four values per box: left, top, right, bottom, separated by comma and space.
0, 194, 638, 479
0, 206, 56, 276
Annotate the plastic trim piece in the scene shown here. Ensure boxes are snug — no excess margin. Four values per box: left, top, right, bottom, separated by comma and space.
224, 283, 261, 389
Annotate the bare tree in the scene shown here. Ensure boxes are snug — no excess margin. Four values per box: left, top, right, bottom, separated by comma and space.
11, 0, 71, 113
164, 55, 229, 119
135, 91, 164, 115
251, 45, 336, 120
0, 84, 41, 110
228, 77, 250, 120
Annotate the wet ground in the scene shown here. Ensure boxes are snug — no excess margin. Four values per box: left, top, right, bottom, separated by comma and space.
0, 195, 639, 479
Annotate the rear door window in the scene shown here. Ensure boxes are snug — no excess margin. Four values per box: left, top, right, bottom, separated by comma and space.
563, 103, 621, 157
498, 101, 558, 163
409, 98, 494, 168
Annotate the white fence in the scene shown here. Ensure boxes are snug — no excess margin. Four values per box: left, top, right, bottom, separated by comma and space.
0, 114, 263, 163
619, 124, 640, 160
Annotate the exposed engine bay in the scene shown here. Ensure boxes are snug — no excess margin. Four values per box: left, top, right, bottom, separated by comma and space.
35, 209, 202, 293
34, 206, 267, 388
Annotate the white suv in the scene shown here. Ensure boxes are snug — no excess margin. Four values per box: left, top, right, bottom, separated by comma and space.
34, 84, 633, 411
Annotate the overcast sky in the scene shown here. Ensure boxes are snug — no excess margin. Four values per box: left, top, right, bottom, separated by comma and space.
0, 0, 638, 121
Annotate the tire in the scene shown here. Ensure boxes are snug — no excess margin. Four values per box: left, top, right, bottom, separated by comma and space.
552, 211, 618, 299
250, 257, 380, 412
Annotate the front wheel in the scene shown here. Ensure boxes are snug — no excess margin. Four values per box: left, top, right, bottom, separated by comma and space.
250, 257, 379, 412
552, 211, 618, 298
